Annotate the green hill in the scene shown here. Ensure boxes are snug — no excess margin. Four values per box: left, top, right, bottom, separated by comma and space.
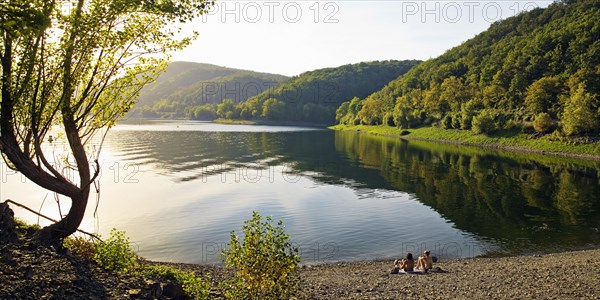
337, 0, 600, 137
218, 60, 421, 124
129, 62, 288, 119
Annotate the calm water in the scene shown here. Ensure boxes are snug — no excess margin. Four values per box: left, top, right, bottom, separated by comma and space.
3, 120, 600, 264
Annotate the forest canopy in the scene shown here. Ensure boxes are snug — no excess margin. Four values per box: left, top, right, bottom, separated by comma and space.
221, 60, 421, 124
336, 0, 600, 137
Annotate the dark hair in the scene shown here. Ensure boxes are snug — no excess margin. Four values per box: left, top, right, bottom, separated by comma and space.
406, 253, 413, 260
424, 250, 430, 255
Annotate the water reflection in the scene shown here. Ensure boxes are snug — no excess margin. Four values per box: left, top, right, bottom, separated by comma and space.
104, 125, 600, 258
5, 121, 599, 264
332, 131, 600, 255
101, 125, 486, 263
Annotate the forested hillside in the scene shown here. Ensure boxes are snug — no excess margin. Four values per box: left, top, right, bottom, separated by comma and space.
218, 60, 421, 124
337, 0, 600, 137
128, 62, 288, 119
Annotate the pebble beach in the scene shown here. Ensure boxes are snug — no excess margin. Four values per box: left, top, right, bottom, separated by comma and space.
295, 249, 600, 299
144, 248, 600, 299
3, 221, 600, 299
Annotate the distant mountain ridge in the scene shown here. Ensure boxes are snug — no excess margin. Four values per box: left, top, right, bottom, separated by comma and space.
129, 62, 289, 119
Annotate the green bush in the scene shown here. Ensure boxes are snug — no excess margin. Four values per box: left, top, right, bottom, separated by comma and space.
441, 114, 453, 129
141, 265, 211, 299
222, 211, 300, 300
451, 114, 462, 129
64, 236, 97, 261
383, 112, 395, 126
14, 218, 41, 231
460, 112, 472, 130
472, 110, 496, 134
533, 112, 555, 133
94, 228, 137, 273
502, 118, 520, 130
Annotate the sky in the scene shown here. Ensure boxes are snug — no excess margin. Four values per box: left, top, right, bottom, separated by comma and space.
172, 0, 553, 76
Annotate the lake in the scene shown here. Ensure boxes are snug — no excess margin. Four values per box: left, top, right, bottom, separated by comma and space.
3, 120, 600, 264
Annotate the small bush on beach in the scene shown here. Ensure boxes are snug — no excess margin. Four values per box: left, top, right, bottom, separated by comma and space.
94, 228, 137, 273
141, 265, 211, 299
63, 236, 97, 261
222, 211, 300, 300
14, 218, 41, 231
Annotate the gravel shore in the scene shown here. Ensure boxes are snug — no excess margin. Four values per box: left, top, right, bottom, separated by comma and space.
4, 204, 600, 299
161, 248, 600, 299
296, 249, 600, 299
2, 239, 600, 299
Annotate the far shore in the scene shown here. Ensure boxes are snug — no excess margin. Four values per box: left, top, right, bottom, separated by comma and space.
120, 118, 600, 161
213, 118, 330, 128
330, 124, 600, 162
153, 247, 600, 299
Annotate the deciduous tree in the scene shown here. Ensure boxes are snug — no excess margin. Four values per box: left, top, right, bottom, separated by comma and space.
0, 0, 213, 244
562, 84, 598, 136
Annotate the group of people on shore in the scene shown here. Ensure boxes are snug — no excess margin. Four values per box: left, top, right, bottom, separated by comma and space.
392, 250, 437, 274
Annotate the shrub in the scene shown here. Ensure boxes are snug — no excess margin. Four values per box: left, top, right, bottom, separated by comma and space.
533, 112, 555, 133
521, 121, 535, 134
64, 236, 97, 261
94, 228, 137, 273
503, 118, 520, 130
460, 99, 479, 130
460, 112, 472, 130
383, 112, 395, 126
441, 114, 453, 129
451, 113, 461, 129
14, 218, 41, 231
548, 129, 568, 142
222, 211, 300, 300
472, 110, 496, 134
141, 265, 211, 299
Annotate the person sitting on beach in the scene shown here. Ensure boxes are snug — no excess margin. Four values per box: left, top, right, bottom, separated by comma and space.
394, 253, 415, 272
416, 250, 433, 272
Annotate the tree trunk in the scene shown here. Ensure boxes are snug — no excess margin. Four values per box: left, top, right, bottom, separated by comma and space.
31, 190, 90, 245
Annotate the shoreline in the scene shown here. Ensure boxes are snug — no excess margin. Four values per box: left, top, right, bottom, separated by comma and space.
119, 118, 600, 161
3, 209, 600, 299
151, 247, 600, 299
376, 130, 600, 162
330, 125, 600, 162
213, 118, 331, 128
4, 241, 600, 300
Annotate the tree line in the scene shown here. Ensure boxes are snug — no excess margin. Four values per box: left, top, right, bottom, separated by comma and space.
207, 60, 421, 124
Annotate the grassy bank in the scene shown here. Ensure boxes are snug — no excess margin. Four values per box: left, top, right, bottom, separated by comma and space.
330, 124, 600, 160
214, 118, 329, 127
213, 118, 259, 125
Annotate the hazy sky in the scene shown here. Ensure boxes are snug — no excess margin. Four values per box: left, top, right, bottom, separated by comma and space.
173, 0, 553, 76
